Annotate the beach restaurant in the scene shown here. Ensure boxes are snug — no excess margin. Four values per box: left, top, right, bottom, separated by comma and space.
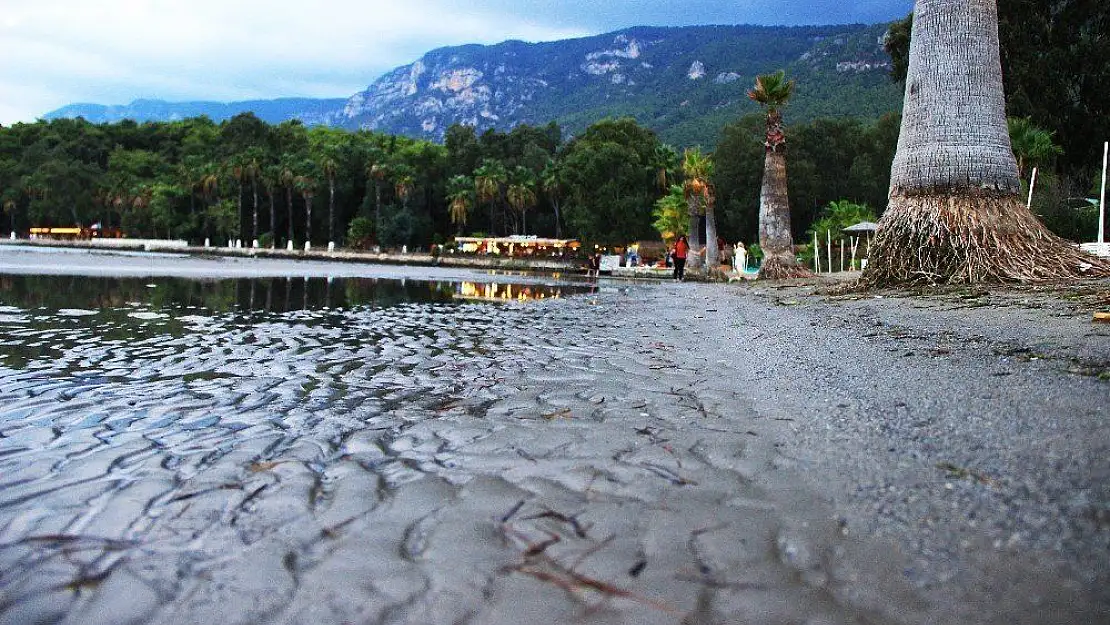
452, 235, 580, 258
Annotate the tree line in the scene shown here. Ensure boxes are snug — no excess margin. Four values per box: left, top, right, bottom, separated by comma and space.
0, 111, 910, 252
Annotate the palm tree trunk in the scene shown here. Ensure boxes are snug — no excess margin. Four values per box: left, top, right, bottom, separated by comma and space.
305, 195, 313, 245
705, 204, 719, 270
686, 196, 703, 271
269, 192, 276, 248
286, 187, 294, 245
251, 179, 259, 244
865, 0, 1108, 284
758, 148, 807, 278
552, 199, 562, 239
328, 179, 336, 244
374, 182, 382, 244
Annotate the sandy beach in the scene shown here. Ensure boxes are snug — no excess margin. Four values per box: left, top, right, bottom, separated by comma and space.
0, 247, 1107, 624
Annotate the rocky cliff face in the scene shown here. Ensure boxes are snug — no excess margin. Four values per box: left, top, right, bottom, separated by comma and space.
338, 24, 899, 142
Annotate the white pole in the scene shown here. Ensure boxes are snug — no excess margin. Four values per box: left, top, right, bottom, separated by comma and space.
840, 238, 845, 272
1099, 142, 1107, 244
826, 230, 832, 275
1026, 166, 1038, 209
813, 231, 820, 273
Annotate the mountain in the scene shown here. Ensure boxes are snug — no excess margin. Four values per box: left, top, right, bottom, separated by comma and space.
44, 97, 349, 126
45, 23, 902, 147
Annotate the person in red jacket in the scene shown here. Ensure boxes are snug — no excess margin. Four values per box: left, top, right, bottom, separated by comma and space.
672, 235, 689, 281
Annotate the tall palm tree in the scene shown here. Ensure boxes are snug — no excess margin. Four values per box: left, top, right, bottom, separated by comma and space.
365, 150, 387, 241
865, 0, 1108, 284
2, 198, 15, 233
200, 166, 221, 241
541, 160, 564, 239
474, 160, 507, 236
506, 167, 537, 235
230, 157, 247, 243
279, 163, 296, 245
244, 151, 263, 245
682, 147, 716, 271
749, 70, 808, 279
320, 156, 338, 245
262, 166, 279, 248
447, 175, 474, 235
295, 175, 317, 246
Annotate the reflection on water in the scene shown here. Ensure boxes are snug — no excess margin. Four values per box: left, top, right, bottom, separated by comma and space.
0, 274, 588, 314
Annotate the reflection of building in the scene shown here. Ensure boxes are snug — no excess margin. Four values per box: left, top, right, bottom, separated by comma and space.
456, 281, 565, 302
453, 236, 579, 258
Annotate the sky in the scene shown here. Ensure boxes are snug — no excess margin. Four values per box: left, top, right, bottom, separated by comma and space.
0, 0, 915, 125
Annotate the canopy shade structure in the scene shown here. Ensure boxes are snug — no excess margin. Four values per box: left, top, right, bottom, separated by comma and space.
842, 221, 880, 233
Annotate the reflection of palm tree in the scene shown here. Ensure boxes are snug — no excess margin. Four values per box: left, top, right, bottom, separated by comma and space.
749, 70, 808, 279
447, 175, 474, 235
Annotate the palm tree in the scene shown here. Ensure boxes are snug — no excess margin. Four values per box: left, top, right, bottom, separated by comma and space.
392, 165, 416, 211
474, 159, 507, 236
244, 151, 263, 245
864, 0, 1108, 284
230, 157, 247, 244
541, 160, 564, 239
1007, 117, 1063, 181
653, 185, 687, 244
682, 147, 716, 271
200, 166, 221, 241
279, 162, 296, 245
507, 167, 538, 235
295, 174, 317, 246
652, 144, 680, 191
365, 150, 387, 242
447, 175, 474, 235
320, 156, 338, 245
262, 166, 279, 248
749, 70, 809, 279
2, 198, 15, 233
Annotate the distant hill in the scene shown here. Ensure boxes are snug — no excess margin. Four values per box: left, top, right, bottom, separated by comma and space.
45, 23, 903, 147
44, 97, 349, 126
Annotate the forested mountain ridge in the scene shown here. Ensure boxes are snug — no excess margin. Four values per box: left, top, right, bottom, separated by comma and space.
45, 23, 903, 147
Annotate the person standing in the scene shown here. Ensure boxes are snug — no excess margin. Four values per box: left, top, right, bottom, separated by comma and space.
672, 235, 689, 281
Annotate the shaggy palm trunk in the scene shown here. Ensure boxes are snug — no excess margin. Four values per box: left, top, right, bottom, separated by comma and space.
758, 110, 808, 279
686, 196, 704, 271
305, 195, 313, 246
865, 0, 1108, 285
327, 179, 336, 245
251, 179, 259, 244
705, 204, 719, 271
268, 193, 276, 248
285, 188, 294, 245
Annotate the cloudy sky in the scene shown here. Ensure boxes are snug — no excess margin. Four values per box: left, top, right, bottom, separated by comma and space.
0, 0, 914, 125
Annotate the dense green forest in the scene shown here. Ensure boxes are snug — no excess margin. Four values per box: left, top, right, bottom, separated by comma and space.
0, 111, 911, 250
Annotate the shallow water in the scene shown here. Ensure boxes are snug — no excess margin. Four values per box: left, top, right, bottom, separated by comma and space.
0, 272, 928, 624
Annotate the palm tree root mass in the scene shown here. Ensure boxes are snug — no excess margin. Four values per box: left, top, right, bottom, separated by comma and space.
759, 253, 814, 280
864, 190, 1110, 286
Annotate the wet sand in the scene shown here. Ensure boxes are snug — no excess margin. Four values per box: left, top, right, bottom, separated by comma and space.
0, 248, 1107, 624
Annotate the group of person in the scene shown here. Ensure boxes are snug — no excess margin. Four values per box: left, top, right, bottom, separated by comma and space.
669, 236, 747, 281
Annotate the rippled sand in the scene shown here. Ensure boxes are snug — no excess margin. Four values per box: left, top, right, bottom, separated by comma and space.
0, 250, 1106, 624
